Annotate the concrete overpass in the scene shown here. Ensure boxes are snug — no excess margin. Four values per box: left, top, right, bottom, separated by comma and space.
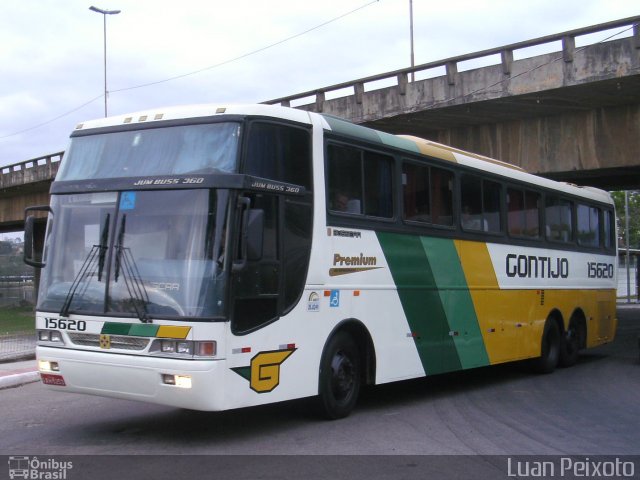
1, 16, 639, 233
0, 153, 61, 233
266, 15, 640, 190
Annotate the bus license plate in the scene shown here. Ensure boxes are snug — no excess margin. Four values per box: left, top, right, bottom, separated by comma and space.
40, 373, 66, 386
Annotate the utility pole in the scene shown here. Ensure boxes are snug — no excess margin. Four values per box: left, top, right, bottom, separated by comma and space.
89, 6, 121, 117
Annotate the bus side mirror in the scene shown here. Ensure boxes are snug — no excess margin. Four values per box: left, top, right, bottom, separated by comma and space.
24, 205, 52, 268
233, 199, 264, 272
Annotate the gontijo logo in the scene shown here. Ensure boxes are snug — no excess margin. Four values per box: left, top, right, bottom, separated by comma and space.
232, 348, 296, 393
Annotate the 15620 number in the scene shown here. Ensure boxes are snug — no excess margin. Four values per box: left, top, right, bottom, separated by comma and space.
587, 262, 614, 279
45, 318, 87, 331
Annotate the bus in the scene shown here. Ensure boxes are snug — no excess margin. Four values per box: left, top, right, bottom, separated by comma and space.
25, 104, 617, 419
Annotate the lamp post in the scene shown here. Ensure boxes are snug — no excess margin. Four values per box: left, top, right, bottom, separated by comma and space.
89, 6, 121, 117
409, 0, 415, 82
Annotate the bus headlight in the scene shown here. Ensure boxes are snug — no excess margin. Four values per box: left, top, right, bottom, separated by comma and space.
50, 331, 63, 342
152, 340, 216, 358
37, 330, 65, 344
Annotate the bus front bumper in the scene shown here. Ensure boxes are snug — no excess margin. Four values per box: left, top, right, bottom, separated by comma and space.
36, 346, 227, 411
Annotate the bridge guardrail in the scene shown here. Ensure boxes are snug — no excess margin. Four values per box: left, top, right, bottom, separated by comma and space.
0, 151, 63, 189
264, 15, 640, 111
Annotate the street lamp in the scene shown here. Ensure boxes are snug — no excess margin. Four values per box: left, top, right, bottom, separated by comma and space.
89, 6, 121, 117
409, 0, 415, 82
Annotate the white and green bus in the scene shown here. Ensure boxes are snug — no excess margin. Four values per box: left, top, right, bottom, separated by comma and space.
27, 104, 617, 418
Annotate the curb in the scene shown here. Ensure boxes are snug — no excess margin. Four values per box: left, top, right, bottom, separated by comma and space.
0, 370, 39, 390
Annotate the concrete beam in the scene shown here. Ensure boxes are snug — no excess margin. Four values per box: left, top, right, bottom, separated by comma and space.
0, 189, 51, 232
404, 103, 640, 190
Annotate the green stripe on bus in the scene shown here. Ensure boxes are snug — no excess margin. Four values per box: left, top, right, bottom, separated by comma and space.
377, 131, 421, 153
101, 322, 132, 335
322, 115, 381, 144
377, 232, 461, 375
419, 237, 490, 369
128, 324, 159, 337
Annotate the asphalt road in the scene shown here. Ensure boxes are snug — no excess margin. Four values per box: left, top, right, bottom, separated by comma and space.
1, 306, 639, 479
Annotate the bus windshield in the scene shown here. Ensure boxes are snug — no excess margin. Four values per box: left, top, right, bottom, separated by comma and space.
58, 122, 241, 181
37, 189, 230, 320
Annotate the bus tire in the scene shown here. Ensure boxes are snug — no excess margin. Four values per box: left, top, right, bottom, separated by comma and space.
317, 331, 361, 420
534, 318, 560, 374
559, 321, 580, 368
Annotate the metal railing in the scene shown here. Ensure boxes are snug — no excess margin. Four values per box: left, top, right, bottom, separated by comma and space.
0, 151, 63, 188
264, 16, 640, 111
0, 332, 35, 362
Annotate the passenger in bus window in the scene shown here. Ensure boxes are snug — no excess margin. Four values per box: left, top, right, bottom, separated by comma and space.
331, 191, 361, 214
331, 191, 350, 212
461, 205, 487, 231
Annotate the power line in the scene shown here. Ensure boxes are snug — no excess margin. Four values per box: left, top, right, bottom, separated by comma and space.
112, 0, 380, 93
0, 94, 103, 140
0, 0, 380, 141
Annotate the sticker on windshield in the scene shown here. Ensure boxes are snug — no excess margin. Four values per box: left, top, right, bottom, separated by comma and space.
120, 191, 136, 210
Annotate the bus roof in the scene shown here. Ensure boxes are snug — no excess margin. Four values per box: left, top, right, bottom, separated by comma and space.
74, 103, 314, 132
74, 103, 612, 206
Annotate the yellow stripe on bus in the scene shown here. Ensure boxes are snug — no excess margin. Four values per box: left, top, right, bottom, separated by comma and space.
398, 135, 458, 163
156, 326, 191, 339
454, 240, 542, 364
454, 240, 618, 364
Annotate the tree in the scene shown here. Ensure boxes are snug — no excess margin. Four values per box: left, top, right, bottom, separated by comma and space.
611, 191, 640, 249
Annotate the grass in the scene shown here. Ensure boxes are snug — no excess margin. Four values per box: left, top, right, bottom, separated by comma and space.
0, 306, 35, 335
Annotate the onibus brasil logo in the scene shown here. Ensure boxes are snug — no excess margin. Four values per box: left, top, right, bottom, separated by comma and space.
8, 456, 73, 479
232, 349, 296, 393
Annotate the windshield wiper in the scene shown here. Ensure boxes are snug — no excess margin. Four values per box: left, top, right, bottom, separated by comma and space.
114, 215, 126, 282
114, 214, 151, 323
60, 214, 112, 316
97, 214, 110, 282
60, 246, 101, 317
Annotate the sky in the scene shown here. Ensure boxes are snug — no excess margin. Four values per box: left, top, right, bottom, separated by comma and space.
0, 0, 638, 168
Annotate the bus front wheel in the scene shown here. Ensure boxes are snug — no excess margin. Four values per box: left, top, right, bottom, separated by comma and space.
317, 331, 361, 420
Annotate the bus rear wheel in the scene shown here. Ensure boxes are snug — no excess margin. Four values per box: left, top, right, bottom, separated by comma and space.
317, 331, 361, 420
559, 322, 580, 367
534, 318, 560, 374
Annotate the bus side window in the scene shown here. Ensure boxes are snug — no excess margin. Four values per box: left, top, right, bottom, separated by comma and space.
461, 175, 502, 233
363, 151, 393, 218
402, 163, 453, 226
603, 209, 614, 249
327, 144, 393, 218
508, 188, 540, 238
545, 196, 573, 243
577, 203, 600, 247
461, 175, 483, 231
244, 122, 312, 190
431, 167, 454, 226
328, 144, 363, 214
403, 163, 430, 223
